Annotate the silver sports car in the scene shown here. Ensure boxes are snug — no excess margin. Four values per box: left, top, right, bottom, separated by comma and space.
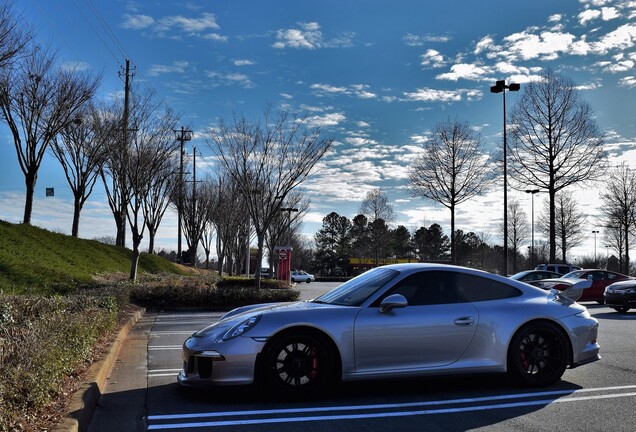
178, 264, 600, 397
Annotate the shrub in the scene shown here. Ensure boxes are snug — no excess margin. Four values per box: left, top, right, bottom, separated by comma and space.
129, 274, 299, 310
0, 295, 119, 430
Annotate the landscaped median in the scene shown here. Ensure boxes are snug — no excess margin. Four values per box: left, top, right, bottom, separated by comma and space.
0, 274, 299, 431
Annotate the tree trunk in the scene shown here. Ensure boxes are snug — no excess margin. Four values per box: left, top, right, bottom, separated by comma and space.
624, 224, 630, 275
549, 190, 556, 262
147, 228, 155, 254
129, 230, 143, 281
23, 170, 37, 224
71, 194, 82, 237
450, 204, 456, 265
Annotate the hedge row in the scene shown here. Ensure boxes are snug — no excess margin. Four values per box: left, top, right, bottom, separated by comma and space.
0, 294, 120, 430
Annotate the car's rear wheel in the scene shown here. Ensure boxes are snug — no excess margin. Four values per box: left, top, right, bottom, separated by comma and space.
508, 322, 569, 387
613, 307, 629, 313
260, 330, 336, 398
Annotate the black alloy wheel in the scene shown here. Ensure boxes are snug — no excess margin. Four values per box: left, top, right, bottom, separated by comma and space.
508, 322, 569, 387
261, 331, 335, 398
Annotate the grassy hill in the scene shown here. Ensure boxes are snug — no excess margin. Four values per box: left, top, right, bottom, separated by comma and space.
0, 219, 184, 294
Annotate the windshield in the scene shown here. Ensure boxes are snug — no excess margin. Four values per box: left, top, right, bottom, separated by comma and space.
314, 267, 400, 306
510, 271, 530, 279
562, 271, 585, 279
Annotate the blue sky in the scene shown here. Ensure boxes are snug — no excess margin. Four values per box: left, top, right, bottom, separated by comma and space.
1, 0, 636, 262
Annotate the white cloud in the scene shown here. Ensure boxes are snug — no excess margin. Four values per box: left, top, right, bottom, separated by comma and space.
121, 14, 154, 29
158, 13, 220, 33
403, 88, 462, 102
402, 34, 450, 46
148, 61, 191, 76
272, 22, 353, 49
420, 49, 446, 68
205, 71, 254, 88
618, 76, 636, 87
311, 83, 376, 99
306, 112, 346, 127
579, 9, 602, 25
233, 59, 256, 66
436, 63, 489, 81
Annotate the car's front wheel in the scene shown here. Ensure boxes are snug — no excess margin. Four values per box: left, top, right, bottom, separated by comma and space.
508, 322, 569, 387
613, 307, 629, 313
305, 279, 311, 283
260, 330, 337, 398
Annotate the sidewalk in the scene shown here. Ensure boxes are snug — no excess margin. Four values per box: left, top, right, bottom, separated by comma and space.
85, 314, 156, 432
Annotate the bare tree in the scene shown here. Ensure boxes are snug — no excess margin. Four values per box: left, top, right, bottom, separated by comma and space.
265, 191, 310, 272
0, 2, 29, 69
501, 200, 529, 273
50, 103, 109, 237
360, 188, 395, 224
197, 177, 219, 268
599, 162, 636, 274
408, 117, 493, 264
538, 191, 585, 263
208, 173, 245, 275
126, 94, 179, 279
0, 45, 99, 224
144, 156, 179, 254
508, 69, 606, 262
207, 108, 333, 287
360, 188, 395, 265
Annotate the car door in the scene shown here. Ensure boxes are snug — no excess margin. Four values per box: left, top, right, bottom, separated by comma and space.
353, 270, 478, 373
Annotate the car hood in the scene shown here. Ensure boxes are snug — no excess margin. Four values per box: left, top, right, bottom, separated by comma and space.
606, 279, 636, 290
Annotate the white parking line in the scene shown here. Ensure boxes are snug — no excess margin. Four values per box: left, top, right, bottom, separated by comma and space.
146, 385, 636, 430
148, 368, 182, 378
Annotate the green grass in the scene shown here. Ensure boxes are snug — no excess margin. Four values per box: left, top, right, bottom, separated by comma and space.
0, 219, 184, 294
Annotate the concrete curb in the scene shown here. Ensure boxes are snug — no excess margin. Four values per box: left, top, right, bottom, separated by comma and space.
54, 310, 144, 432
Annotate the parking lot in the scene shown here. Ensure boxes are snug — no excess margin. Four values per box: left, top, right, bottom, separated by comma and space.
88, 283, 636, 432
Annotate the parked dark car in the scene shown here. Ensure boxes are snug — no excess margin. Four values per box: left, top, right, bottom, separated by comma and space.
604, 280, 636, 313
510, 270, 563, 283
534, 269, 632, 303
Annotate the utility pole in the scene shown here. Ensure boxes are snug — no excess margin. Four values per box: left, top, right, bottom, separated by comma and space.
118, 59, 135, 248
174, 127, 192, 263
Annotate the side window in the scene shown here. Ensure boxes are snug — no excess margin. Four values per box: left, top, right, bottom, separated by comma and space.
456, 273, 522, 302
608, 272, 619, 281
375, 271, 462, 306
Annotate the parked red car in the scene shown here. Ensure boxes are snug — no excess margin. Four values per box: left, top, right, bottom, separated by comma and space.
533, 269, 632, 303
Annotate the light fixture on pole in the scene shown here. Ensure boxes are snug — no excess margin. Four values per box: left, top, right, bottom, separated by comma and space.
491, 79, 520, 276
592, 230, 600, 265
525, 189, 540, 268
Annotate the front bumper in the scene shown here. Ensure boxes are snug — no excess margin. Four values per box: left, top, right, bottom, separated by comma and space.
559, 313, 601, 368
604, 292, 636, 309
177, 335, 265, 387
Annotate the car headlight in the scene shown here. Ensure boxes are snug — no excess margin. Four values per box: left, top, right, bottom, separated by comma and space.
627, 288, 636, 294
222, 315, 261, 341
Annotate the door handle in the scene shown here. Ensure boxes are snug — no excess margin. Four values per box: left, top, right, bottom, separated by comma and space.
453, 316, 475, 326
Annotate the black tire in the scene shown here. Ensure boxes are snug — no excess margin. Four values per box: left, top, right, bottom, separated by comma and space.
260, 330, 336, 398
613, 307, 629, 313
596, 300, 605, 305
508, 322, 569, 387
291, 278, 296, 283
306, 279, 311, 283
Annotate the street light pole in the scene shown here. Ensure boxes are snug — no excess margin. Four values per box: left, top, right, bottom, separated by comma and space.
592, 230, 600, 266
525, 189, 540, 268
491, 80, 520, 276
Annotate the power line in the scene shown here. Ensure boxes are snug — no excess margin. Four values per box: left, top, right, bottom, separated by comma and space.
68, 0, 122, 63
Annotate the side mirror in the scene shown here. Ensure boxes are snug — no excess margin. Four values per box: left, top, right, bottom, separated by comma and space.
379, 294, 408, 313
